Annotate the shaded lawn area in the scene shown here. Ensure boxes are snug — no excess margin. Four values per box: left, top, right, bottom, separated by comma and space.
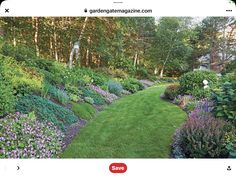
61, 85, 186, 158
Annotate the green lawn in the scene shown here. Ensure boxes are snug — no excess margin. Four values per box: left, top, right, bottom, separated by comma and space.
61, 85, 186, 158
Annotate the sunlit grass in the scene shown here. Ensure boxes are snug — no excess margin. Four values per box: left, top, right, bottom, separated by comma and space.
62, 85, 186, 158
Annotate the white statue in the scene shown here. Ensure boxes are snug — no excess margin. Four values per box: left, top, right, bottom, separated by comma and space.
203, 80, 209, 89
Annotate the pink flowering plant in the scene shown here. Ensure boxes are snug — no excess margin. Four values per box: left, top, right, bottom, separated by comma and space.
89, 84, 118, 103
0, 112, 64, 158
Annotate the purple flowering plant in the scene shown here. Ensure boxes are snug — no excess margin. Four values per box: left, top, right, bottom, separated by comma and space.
89, 84, 118, 103
188, 99, 214, 119
0, 112, 64, 158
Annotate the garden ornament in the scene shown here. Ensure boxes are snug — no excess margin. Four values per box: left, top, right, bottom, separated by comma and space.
203, 79, 209, 89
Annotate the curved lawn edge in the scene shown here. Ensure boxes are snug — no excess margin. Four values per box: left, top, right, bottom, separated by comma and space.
61, 85, 187, 158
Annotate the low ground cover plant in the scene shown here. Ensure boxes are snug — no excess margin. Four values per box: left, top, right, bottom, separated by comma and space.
0, 112, 64, 158
89, 84, 118, 103
16, 95, 78, 130
71, 102, 96, 120
81, 87, 107, 105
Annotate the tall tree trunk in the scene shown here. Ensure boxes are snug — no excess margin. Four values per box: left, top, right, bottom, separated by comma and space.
13, 37, 16, 47
54, 34, 58, 61
160, 47, 172, 78
12, 17, 16, 47
159, 69, 164, 78
69, 17, 88, 68
32, 17, 40, 57
159, 35, 175, 78
49, 36, 53, 57
134, 51, 138, 67
85, 36, 91, 67
52, 19, 58, 61
85, 49, 89, 66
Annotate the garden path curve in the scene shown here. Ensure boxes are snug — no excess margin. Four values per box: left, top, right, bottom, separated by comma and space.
62, 85, 186, 158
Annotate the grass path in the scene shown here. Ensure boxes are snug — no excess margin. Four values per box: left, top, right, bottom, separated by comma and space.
61, 85, 186, 158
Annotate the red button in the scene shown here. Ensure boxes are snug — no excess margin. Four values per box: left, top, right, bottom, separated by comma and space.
109, 163, 127, 173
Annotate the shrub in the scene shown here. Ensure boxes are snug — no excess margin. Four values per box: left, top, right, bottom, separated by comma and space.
0, 112, 64, 158
225, 132, 236, 158
220, 72, 236, 88
136, 67, 149, 79
178, 117, 230, 158
110, 69, 128, 79
0, 55, 43, 95
40, 69, 63, 85
84, 97, 94, 105
90, 73, 108, 86
0, 76, 15, 116
42, 82, 69, 105
69, 94, 81, 103
63, 67, 109, 86
16, 95, 78, 130
224, 60, 236, 74
1, 43, 37, 61
81, 87, 106, 105
121, 78, 145, 93
89, 85, 118, 103
164, 84, 180, 100
107, 80, 123, 96
179, 70, 217, 98
71, 103, 96, 120
79, 68, 109, 86
65, 84, 80, 95
211, 82, 236, 124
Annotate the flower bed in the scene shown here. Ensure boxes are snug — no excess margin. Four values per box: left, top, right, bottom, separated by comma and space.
0, 113, 64, 158
89, 84, 118, 104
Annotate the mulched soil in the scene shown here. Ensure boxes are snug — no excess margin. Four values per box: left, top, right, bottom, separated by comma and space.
62, 118, 87, 150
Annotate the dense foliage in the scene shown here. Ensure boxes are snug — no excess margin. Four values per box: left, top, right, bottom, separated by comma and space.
0, 54, 43, 96
178, 117, 233, 158
0, 17, 235, 159
42, 82, 69, 105
0, 76, 15, 116
121, 78, 145, 93
0, 113, 64, 158
164, 84, 180, 100
16, 95, 78, 130
71, 103, 96, 120
81, 87, 106, 105
107, 80, 123, 96
179, 70, 217, 98
89, 84, 118, 103
212, 82, 236, 124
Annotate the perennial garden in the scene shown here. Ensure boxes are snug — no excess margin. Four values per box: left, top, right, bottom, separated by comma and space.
0, 17, 236, 158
